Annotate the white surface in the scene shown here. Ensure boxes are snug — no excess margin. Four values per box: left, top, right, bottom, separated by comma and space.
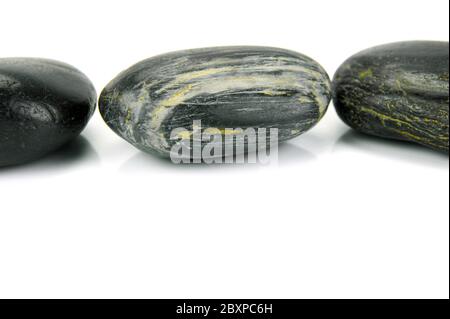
0, 0, 448, 299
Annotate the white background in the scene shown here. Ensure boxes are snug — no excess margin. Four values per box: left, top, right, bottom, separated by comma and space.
0, 0, 448, 299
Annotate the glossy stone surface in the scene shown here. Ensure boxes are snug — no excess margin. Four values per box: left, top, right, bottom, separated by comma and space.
0, 58, 97, 167
99, 46, 331, 157
333, 41, 449, 152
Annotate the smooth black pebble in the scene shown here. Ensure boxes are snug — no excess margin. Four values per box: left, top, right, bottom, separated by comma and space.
333, 41, 449, 153
99, 46, 331, 158
0, 58, 97, 167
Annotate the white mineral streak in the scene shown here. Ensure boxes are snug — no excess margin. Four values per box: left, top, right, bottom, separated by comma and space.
396, 71, 449, 95
0, 74, 21, 89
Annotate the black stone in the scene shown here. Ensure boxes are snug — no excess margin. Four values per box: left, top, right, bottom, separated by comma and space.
99, 46, 331, 158
333, 41, 449, 153
0, 58, 97, 167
